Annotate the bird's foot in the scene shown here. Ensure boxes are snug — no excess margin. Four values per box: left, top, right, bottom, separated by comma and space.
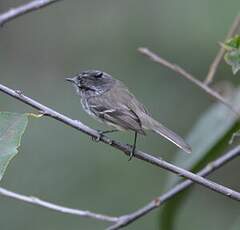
92, 130, 104, 142
127, 144, 136, 161
92, 129, 118, 142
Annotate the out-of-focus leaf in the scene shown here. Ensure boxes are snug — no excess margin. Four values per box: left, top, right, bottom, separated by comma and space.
223, 35, 240, 74
225, 49, 240, 74
224, 35, 240, 50
167, 87, 240, 188
0, 112, 28, 181
159, 87, 240, 230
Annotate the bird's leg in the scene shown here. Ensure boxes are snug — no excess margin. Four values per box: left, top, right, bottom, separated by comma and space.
92, 129, 119, 142
128, 131, 138, 161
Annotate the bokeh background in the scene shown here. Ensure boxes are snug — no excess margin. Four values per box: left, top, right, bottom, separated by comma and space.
0, 0, 239, 229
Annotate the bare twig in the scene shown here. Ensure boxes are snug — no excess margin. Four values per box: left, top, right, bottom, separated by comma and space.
204, 14, 240, 85
138, 47, 240, 116
0, 187, 117, 222
1, 2, 239, 229
0, 0, 62, 26
1, 145, 239, 229
108, 145, 240, 229
0, 83, 240, 202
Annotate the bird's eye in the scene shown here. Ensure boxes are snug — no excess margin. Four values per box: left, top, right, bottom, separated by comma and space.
95, 72, 103, 78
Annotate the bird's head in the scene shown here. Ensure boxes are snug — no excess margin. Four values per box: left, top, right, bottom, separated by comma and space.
66, 70, 115, 95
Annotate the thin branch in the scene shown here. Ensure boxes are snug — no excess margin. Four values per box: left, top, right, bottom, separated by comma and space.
0, 132, 238, 228
0, 187, 117, 222
0, 83, 240, 202
0, 0, 62, 26
108, 145, 240, 229
138, 47, 240, 116
0, 1, 239, 229
204, 14, 240, 85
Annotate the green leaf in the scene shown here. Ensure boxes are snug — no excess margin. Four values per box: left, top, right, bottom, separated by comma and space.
224, 49, 240, 74
224, 34, 240, 50
167, 87, 240, 187
159, 87, 240, 230
223, 35, 240, 74
0, 112, 28, 181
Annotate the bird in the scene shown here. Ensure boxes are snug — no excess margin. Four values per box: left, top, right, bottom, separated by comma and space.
66, 70, 191, 160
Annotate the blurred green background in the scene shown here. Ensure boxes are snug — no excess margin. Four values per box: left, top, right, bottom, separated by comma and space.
0, 0, 239, 229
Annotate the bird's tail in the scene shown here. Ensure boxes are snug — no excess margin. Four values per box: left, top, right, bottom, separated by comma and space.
142, 114, 191, 154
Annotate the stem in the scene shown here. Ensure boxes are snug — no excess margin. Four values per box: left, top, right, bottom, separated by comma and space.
108, 145, 240, 229
0, 83, 240, 203
0, 0, 62, 26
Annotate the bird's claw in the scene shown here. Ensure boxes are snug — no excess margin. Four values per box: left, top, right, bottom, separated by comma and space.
92, 130, 104, 142
127, 144, 135, 161
92, 129, 118, 143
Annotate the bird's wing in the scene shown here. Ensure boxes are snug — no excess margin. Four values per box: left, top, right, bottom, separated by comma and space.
87, 89, 145, 134
113, 80, 149, 115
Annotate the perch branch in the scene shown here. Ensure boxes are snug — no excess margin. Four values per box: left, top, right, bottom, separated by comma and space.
0, 139, 239, 228
107, 145, 240, 229
0, 83, 240, 202
1, 1, 239, 229
0, 0, 62, 26
138, 47, 239, 116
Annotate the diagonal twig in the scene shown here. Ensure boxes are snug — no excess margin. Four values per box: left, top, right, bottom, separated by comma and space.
204, 14, 240, 85
0, 187, 117, 223
0, 83, 240, 202
0, 143, 239, 228
138, 47, 240, 116
0, 0, 62, 26
0, 1, 239, 229
107, 145, 240, 229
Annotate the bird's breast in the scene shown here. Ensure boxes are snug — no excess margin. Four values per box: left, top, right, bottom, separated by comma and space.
81, 98, 96, 117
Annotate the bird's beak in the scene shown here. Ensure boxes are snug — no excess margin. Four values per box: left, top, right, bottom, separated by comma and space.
65, 77, 76, 84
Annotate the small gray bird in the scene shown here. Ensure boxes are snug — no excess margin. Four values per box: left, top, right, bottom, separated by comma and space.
66, 70, 191, 160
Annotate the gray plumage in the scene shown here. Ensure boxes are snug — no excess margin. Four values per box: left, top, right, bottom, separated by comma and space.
66, 70, 191, 154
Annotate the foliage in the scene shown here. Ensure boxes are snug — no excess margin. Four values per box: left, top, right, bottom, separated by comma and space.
0, 112, 28, 181
223, 35, 240, 74
160, 87, 240, 229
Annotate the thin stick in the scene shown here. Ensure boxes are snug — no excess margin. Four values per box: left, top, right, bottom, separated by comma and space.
0, 83, 240, 202
204, 14, 240, 85
138, 47, 239, 116
0, 133, 238, 228
0, 0, 62, 26
0, 1, 239, 229
0, 187, 117, 222
108, 145, 240, 229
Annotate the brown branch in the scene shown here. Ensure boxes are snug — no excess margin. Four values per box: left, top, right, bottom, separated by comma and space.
108, 145, 240, 229
204, 14, 240, 85
0, 83, 240, 203
138, 47, 240, 116
0, 0, 62, 26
